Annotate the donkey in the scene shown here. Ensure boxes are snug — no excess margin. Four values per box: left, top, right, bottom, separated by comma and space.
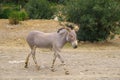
24, 26, 78, 75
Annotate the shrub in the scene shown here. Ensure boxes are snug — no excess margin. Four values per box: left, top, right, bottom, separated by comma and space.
25, 0, 54, 19
0, 6, 2, 18
0, 8, 12, 19
19, 10, 29, 20
9, 11, 20, 24
9, 10, 28, 25
64, 0, 120, 42
48, 0, 64, 4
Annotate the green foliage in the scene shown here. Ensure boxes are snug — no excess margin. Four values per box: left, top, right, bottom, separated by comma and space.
19, 10, 28, 20
25, 0, 54, 19
0, 7, 1, 17
0, 8, 12, 19
0, 8, 2, 18
9, 10, 28, 25
64, 0, 120, 42
9, 11, 20, 24
0, 3, 21, 19
48, 0, 64, 4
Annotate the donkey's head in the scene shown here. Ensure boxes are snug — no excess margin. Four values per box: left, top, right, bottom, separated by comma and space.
57, 25, 79, 49
65, 23, 79, 49
58, 23, 79, 48
66, 27, 78, 48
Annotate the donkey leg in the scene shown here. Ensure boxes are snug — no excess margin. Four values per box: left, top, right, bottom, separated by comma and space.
51, 53, 57, 72
31, 46, 40, 70
57, 53, 69, 75
24, 53, 31, 68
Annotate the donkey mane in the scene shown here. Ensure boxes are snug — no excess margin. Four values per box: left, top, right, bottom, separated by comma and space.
57, 28, 65, 33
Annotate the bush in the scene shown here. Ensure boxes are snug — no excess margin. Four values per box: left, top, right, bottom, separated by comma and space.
9, 10, 28, 25
64, 0, 120, 42
9, 11, 20, 24
0, 8, 12, 19
48, 0, 64, 4
0, 6, 2, 18
0, 2, 22, 19
19, 10, 29, 20
25, 0, 54, 19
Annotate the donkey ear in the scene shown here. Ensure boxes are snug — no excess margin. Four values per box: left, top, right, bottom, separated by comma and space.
65, 23, 74, 30
57, 28, 64, 33
65, 27, 71, 32
74, 25, 79, 32
65, 22, 79, 31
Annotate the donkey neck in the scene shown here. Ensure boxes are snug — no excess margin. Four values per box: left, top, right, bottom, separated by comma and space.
58, 32, 68, 48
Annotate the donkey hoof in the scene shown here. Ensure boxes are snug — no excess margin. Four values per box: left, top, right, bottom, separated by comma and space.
65, 71, 70, 75
24, 65, 28, 68
36, 66, 40, 70
51, 68, 55, 72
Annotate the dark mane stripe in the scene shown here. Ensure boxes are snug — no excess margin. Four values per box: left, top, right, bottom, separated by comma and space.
57, 28, 65, 33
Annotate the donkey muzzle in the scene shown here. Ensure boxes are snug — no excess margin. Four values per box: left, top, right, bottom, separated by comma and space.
73, 45, 78, 49
72, 40, 78, 49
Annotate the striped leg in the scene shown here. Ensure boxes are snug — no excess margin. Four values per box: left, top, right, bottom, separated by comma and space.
57, 53, 69, 75
25, 53, 31, 68
31, 46, 40, 70
51, 53, 57, 72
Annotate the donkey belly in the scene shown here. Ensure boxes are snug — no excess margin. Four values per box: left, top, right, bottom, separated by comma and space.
36, 43, 52, 48
34, 40, 52, 48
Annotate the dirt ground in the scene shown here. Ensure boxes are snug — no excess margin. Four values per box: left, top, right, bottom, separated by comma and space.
0, 19, 120, 80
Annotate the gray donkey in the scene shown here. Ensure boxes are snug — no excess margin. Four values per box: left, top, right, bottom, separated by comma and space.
24, 25, 78, 75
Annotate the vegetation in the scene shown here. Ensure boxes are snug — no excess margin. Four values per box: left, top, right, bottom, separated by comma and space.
48, 0, 64, 4
25, 0, 54, 19
9, 11, 20, 25
0, 0, 120, 41
64, 0, 120, 42
9, 10, 28, 24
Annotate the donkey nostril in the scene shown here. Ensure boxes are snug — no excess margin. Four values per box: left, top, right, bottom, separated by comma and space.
74, 45, 78, 49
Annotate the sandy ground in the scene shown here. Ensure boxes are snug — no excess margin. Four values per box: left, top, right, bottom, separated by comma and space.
0, 19, 120, 80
